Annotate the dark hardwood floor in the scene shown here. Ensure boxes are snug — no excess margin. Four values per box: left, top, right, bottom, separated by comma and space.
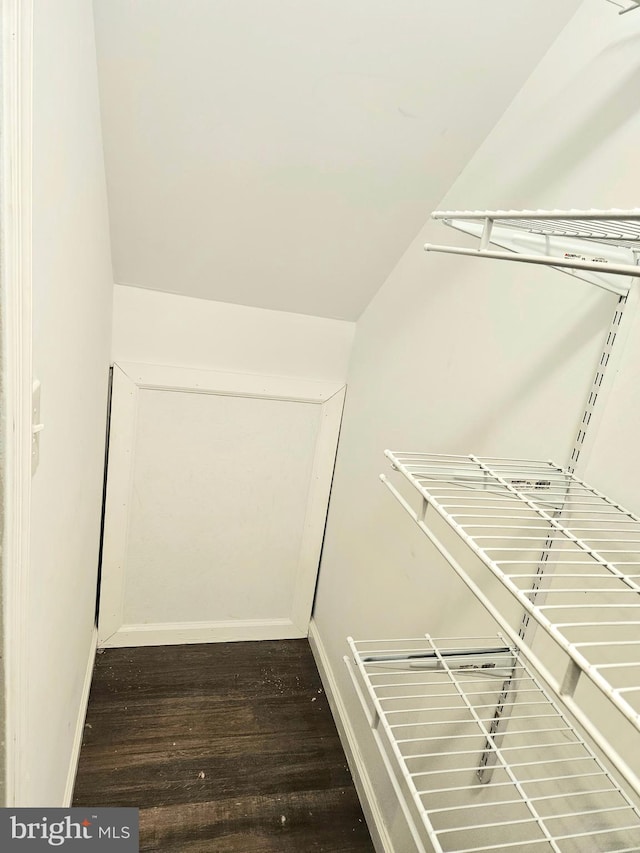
73, 639, 375, 853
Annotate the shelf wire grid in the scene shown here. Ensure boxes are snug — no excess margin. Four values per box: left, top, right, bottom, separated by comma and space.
424, 209, 640, 293
431, 209, 640, 251
381, 452, 640, 737
349, 636, 640, 853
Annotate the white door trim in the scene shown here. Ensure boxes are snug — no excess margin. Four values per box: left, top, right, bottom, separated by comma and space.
98, 361, 346, 648
1, 0, 33, 807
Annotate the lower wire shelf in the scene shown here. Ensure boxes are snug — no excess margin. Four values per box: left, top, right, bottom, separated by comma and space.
347, 636, 640, 853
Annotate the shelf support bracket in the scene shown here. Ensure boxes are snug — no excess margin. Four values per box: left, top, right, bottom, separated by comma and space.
560, 660, 582, 699
479, 217, 494, 251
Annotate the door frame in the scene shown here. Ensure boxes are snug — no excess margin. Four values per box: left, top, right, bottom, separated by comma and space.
1, 0, 33, 807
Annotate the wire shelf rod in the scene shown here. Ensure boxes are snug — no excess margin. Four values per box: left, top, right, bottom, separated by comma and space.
503, 572, 640, 577
396, 721, 573, 744
501, 564, 640, 570
432, 815, 571, 837
435, 808, 640, 837
379, 685, 543, 700
427, 797, 539, 815
391, 715, 568, 728
553, 825, 640, 841
361, 646, 510, 663
507, 567, 640, 573
543, 805, 639, 820
388, 716, 562, 733
423, 245, 636, 289
467, 516, 637, 533
447, 516, 640, 526
412, 758, 602, 777
430, 208, 640, 222
387, 452, 557, 462
384, 693, 555, 709
367, 672, 515, 683
522, 587, 640, 595
555, 621, 640, 628
430, 498, 628, 508
438, 493, 637, 507
354, 635, 503, 645
416, 771, 612, 797
367, 665, 523, 676
418, 770, 619, 795
444, 838, 550, 853
379, 689, 543, 702
397, 723, 572, 741
403, 741, 574, 759
428, 788, 627, 814
407, 743, 592, 761
396, 726, 572, 744
536, 604, 640, 610
440, 502, 636, 516
385, 701, 554, 718
413, 780, 543, 796
485, 551, 640, 557
387, 701, 549, 716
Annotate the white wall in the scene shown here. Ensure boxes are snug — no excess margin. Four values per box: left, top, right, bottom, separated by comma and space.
27, 0, 113, 806
112, 284, 355, 382
312, 2, 640, 849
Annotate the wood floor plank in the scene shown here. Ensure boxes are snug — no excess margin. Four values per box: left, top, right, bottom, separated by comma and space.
73, 639, 374, 852
139, 790, 370, 853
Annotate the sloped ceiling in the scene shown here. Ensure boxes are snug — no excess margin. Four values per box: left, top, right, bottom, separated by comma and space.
94, 0, 582, 320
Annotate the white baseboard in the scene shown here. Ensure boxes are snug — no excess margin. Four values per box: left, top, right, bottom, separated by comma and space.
308, 619, 394, 853
99, 617, 304, 648
64, 626, 98, 806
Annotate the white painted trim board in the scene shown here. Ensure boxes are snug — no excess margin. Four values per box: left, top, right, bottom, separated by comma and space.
115, 360, 342, 404
308, 619, 393, 853
63, 627, 98, 807
103, 618, 303, 648
1, 0, 33, 807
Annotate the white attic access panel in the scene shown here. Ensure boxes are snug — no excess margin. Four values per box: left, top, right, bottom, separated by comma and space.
98, 363, 345, 647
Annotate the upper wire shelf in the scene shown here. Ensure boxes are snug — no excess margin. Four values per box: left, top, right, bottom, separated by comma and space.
381, 452, 640, 794
425, 209, 640, 295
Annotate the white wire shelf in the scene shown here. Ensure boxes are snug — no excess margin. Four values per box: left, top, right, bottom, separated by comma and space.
348, 636, 640, 853
424, 209, 640, 295
380, 451, 640, 796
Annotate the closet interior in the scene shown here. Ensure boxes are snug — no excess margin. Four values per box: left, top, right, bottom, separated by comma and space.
347, 210, 640, 852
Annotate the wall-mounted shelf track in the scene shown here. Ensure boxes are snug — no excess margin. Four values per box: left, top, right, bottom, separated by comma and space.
425, 209, 640, 295
347, 636, 640, 853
